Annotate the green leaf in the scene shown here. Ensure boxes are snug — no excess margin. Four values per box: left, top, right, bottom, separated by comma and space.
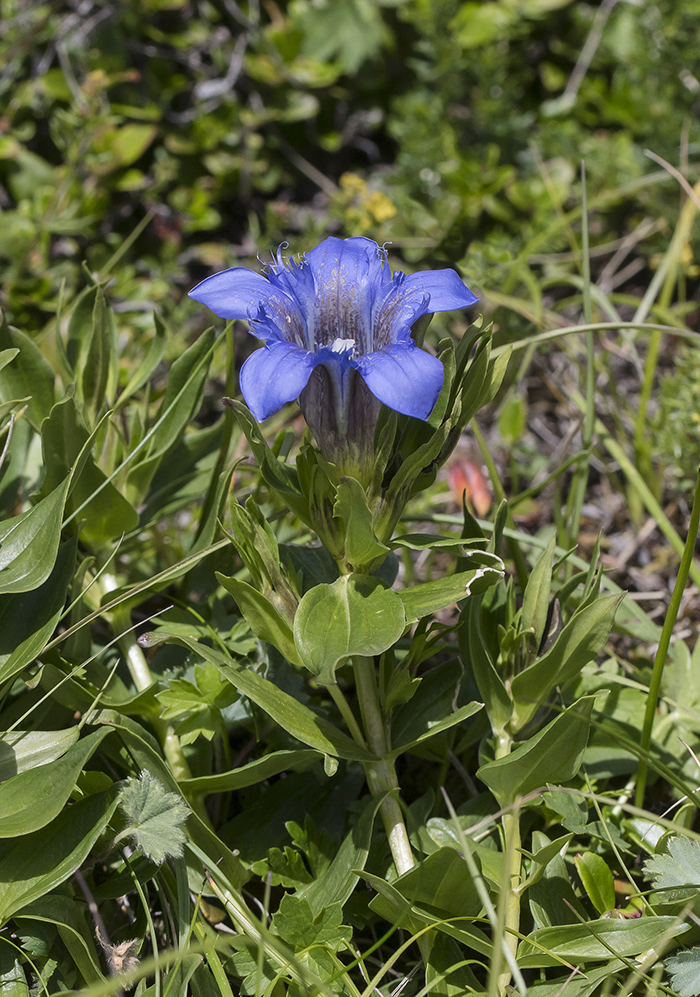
459, 596, 513, 734
388, 702, 483, 761
293, 574, 405, 686
116, 770, 190, 864
272, 895, 351, 951
0, 790, 119, 926
333, 476, 389, 567
76, 286, 117, 421
644, 836, 700, 902
666, 947, 700, 997
517, 916, 689, 967
510, 594, 621, 730
216, 574, 300, 665
0, 312, 55, 429
41, 394, 138, 546
179, 749, 320, 795
116, 311, 167, 407
298, 793, 384, 915
574, 852, 616, 915
86, 710, 247, 890
395, 847, 482, 918
477, 695, 599, 803
0, 940, 28, 997
0, 533, 77, 685
399, 560, 503, 625
165, 636, 374, 762
0, 727, 79, 782
520, 534, 557, 650
0, 729, 111, 837
0, 475, 72, 594
15, 895, 104, 985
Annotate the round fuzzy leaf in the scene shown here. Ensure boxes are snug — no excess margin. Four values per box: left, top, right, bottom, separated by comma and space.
293, 574, 405, 685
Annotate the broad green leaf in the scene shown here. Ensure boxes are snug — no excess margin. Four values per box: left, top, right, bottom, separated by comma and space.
0, 533, 77, 685
0, 790, 119, 925
0, 312, 55, 429
169, 636, 374, 762
179, 749, 320, 794
364, 870, 494, 958
216, 575, 300, 665
666, 947, 700, 997
510, 594, 621, 729
0, 727, 79, 782
574, 852, 616, 915
298, 794, 384, 915
394, 847, 482, 918
517, 916, 689, 967
293, 574, 405, 685
399, 560, 503, 625
333, 476, 389, 567
116, 770, 190, 864
0, 474, 71, 594
0, 728, 111, 837
477, 695, 599, 803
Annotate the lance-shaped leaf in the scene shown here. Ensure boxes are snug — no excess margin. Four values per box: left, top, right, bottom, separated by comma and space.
399, 557, 503, 625
166, 636, 374, 762
477, 694, 600, 803
0, 474, 71, 594
334, 476, 389, 568
510, 594, 621, 731
0, 728, 111, 837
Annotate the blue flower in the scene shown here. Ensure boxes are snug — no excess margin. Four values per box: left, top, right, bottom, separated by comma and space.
188, 236, 477, 425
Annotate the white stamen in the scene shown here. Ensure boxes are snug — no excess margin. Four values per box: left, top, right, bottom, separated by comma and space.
330, 337, 356, 354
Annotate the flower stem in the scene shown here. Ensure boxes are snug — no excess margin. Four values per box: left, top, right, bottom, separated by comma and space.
353, 655, 414, 876
491, 734, 522, 997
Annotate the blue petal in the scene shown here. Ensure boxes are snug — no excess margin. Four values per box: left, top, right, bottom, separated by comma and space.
354, 343, 444, 421
239, 341, 320, 421
189, 267, 288, 321
402, 268, 478, 312
371, 277, 430, 349
303, 237, 391, 352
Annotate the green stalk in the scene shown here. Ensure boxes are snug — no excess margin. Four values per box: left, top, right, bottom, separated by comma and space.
101, 574, 194, 787
566, 162, 595, 556
635, 469, 700, 808
489, 735, 522, 997
353, 655, 414, 875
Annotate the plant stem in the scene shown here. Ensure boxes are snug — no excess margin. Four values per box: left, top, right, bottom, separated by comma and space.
635, 469, 700, 808
101, 573, 194, 784
491, 734, 522, 996
353, 655, 414, 875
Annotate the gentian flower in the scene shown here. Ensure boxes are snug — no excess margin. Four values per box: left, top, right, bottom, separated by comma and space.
189, 236, 477, 473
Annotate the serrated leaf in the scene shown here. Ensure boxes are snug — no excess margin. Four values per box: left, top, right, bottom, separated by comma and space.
644, 837, 700, 901
666, 947, 700, 996
272, 895, 351, 951
116, 770, 190, 864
